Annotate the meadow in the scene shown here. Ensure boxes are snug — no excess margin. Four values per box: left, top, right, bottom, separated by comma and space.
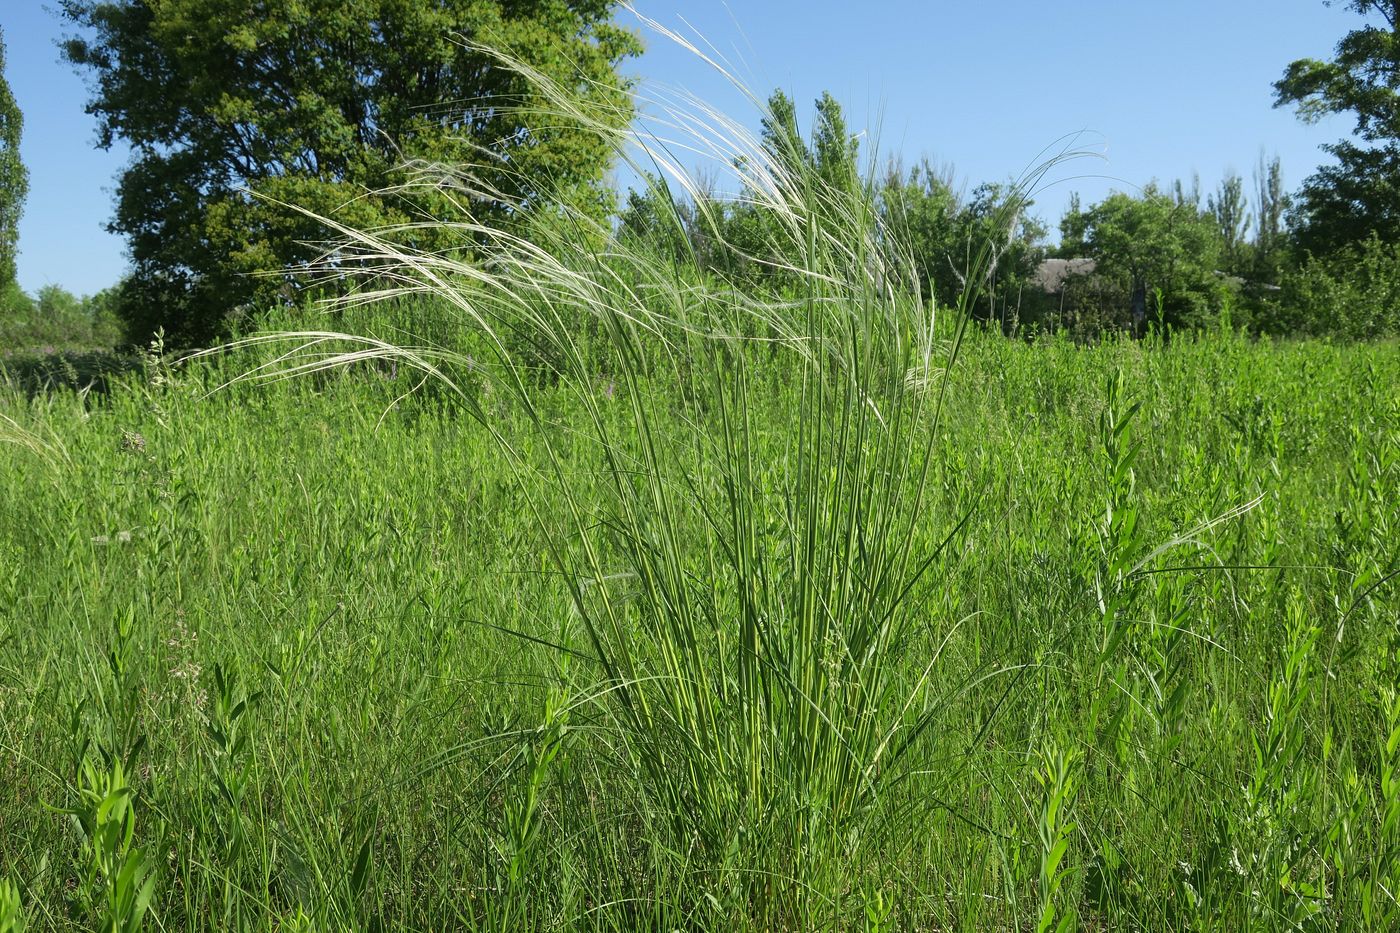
1, 43, 1399, 930
1, 320, 1397, 930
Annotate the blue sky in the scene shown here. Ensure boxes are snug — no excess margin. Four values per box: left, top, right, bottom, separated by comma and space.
1, 0, 1353, 297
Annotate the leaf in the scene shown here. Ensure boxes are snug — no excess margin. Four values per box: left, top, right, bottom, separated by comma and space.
350, 836, 372, 900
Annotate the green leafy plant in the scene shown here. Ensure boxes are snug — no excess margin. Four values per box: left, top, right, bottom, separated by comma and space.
498, 679, 569, 891
1096, 369, 1145, 663
203, 661, 261, 870
1034, 743, 1080, 933
0, 24, 26, 294
1242, 593, 1325, 922
1365, 681, 1400, 927
59, 0, 642, 346
54, 756, 156, 933
0, 879, 25, 933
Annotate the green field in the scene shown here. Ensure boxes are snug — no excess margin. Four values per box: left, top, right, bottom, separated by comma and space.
2, 322, 1397, 929
4, 5, 1400, 930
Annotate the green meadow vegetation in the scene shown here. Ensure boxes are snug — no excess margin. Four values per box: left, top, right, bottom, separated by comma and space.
2, 75, 1399, 933
2, 318, 1398, 930
1, 4, 1400, 931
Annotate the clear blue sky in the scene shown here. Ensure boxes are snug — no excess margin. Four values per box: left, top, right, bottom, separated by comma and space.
0, 0, 1353, 297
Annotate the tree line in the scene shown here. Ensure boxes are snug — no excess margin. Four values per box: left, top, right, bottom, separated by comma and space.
0, 0, 1398, 348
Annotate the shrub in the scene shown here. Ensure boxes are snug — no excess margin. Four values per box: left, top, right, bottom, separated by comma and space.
1269, 234, 1400, 338
0, 283, 124, 350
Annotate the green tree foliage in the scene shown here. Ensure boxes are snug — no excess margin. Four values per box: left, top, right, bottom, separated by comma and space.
809, 92, 860, 197
60, 0, 640, 346
619, 89, 864, 288
880, 163, 1045, 325
718, 89, 815, 281
1058, 192, 1087, 257
1288, 144, 1400, 257
0, 25, 28, 294
0, 283, 123, 349
1207, 171, 1251, 275
622, 91, 1047, 328
1275, 1, 1400, 256
1275, 233, 1400, 337
1071, 185, 1224, 328
729, 89, 861, 279
947, 182, 1046, 327
617, 172, 704, 267
879, 158, 961, 306
759, 89, 806, 177
1253, 154, 1290, 282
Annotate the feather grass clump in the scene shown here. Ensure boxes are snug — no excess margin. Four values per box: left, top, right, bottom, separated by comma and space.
218, 14, 1067, 923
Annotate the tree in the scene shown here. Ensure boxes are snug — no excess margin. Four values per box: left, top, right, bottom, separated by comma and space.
711, 89, 864, 285
0, 25, 28, 295
1275, 1, 1400, 256
0, 283, 124, 348
880, 160, 1045, 325
618, 174, 698, 266
1057, 192, 1088, 257
946, 182, 1047, 328
1286, 143, 1400, 257
1253, 153, 1290, 282
618, 89, 866, 290
1278, 232, 1400, 337
1172, 174, 1202, 211
880, 158, 961, 307
1207, 171, 1251, 276
60, 0, 640, 345
810, 92, 860, 197
1073, 185, 1224, 328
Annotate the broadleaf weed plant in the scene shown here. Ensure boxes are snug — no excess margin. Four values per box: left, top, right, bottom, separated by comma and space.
1242, 591, 1325, 923
201, 661, 261, 887
52, 755, 156, 933
205, 17, 1085, 925
0, 879, 25, 933
1033, 742, 1079, 933
1088, 369, 1146, 767
1363, 667, 1400, 927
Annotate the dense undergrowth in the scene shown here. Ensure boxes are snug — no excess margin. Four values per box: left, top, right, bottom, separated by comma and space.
2, 32, 1399, 930
1, 326, 1397, 930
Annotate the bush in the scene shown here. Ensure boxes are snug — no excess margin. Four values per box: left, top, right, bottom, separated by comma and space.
1268, 234, 1400, 338
0, 283, 124, 350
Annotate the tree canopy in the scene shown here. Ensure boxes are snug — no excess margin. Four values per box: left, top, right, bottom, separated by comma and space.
618, 89, 866, 287
60, 0, 641, 345
1275, 0, 1400, 256
1207, 171, 1250, 276
0, 25, 28, 295
1067, 185, 1223, 329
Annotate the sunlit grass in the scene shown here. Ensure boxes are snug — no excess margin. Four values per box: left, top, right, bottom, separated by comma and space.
1, 327, 1396, 929
1, 23, 1398, 931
